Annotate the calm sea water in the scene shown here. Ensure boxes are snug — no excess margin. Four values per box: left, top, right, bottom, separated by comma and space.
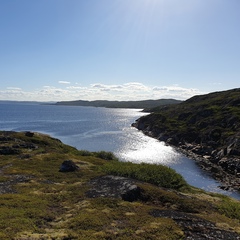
0, 102, 239, 199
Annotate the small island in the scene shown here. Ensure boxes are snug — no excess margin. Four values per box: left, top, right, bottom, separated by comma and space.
0, 131, 239, 239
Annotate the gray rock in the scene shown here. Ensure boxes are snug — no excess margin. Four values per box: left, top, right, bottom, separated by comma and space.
59, 160, 79, 172
86, 175, 142, 202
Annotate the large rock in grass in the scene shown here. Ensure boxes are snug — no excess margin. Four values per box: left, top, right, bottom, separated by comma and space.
86, 175, 142, 202
59, 160, 79, 172
25, 131, 34, 137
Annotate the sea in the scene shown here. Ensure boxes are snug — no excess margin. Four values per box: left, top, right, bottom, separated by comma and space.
0, 101, 239, 200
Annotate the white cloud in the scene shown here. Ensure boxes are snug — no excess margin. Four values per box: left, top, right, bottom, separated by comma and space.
209, 82, 222, 85
123, 82, 151, 91
58, 81, 71, 84
0, 82, 205, 102
6, 87, 22, 91
152, 85, 203, 99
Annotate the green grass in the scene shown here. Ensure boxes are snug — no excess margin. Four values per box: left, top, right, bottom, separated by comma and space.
102, 161, 189, 191
1, 131, 240, 239
78, 150, 117, 160
218, 198, 240, 220
0, 193, 52, 238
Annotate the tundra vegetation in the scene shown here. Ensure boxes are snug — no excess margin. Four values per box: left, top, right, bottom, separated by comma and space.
0, 131, 239, 239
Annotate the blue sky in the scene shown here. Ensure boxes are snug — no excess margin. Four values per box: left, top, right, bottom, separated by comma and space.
0, 0, 239, 101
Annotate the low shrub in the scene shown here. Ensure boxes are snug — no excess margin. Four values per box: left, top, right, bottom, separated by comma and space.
102, 161, 188, 191
93, 151, 117, 160
78, 150, 92, 156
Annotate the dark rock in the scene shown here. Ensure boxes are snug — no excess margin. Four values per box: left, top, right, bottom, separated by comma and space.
86, 175, 142, 202
25, 131, 34, 137
59, 160, 79, 172
228, 148, 240, 156
0, 174, 32, 194
216, 149, 227, 159
20, 143, 37, 149
0, 136, 13, 142
219, 158, 229, 171
149, 209, 240, 240
122, 184, 141, 202
13, 143, 37, 149
219, 185, 230, 191
210, 166, 220, 173
0, 146, 20, 155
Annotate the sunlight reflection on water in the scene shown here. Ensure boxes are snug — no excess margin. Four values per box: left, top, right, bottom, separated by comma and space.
117, 130, 180, 165
115, 128, 240, 200
1, 103, 239, 200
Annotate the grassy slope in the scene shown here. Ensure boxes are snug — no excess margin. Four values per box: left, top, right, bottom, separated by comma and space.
0, 131, 239, 239
137, 88, 240, 149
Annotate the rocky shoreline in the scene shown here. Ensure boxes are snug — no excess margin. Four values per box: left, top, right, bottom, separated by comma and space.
176, 143, 240, 192
132, 121, 240, 193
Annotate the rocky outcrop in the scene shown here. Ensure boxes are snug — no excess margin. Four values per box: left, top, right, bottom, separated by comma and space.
134, 117, 240, 191
150, 209, 240, 240
86, 175, 142, 202
59, 160, 79, 172
0, 146, 20, 155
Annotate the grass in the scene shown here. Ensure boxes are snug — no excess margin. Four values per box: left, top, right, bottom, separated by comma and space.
0, 131, 240, 239
140, 88, 240, 149
102, 161, 189, 191
0, 193, 51, 238
218, 197, 240, 220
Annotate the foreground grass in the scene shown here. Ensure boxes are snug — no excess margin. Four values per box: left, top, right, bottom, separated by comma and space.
0, 131, 239, 239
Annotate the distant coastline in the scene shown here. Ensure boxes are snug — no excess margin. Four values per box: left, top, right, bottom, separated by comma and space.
55, 99, 182, 109
0, 100, 55, 105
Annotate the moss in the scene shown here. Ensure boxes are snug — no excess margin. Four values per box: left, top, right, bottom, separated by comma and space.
0, 193, 51, 238
138, 183, 212, 213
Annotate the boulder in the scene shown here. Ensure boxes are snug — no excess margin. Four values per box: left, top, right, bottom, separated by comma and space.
86, 175, 142, 202
59, 160, 79, 172
25, 131, 34, 137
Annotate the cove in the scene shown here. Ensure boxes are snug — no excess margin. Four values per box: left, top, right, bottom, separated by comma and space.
0, 102, 239, 199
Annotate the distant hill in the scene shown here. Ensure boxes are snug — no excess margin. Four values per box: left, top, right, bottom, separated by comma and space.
0, 100, 42, 105
133, 88, 240, 191
55, 99, 182, 109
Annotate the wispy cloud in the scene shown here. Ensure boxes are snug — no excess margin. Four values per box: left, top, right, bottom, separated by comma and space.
58, 81, 71, 84
152, 85, 202, 99
6, 87, 22, 91
209, 82, 222, 85
0, 82, 205, 102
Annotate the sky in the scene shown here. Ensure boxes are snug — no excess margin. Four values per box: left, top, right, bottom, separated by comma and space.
0, 0, 239, 102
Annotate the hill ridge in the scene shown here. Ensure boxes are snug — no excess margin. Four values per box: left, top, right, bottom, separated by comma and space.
56, 98, 182, 109
133, 88, 240, 191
